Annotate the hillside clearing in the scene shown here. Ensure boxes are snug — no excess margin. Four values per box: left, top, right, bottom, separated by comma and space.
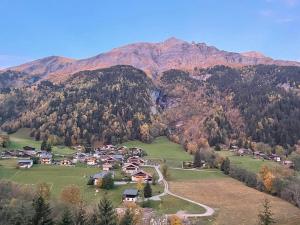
3, 128, 74, 156
217, 150, 280, 173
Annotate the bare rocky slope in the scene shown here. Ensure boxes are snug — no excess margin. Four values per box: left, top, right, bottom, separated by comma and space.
6, 37, 300, 83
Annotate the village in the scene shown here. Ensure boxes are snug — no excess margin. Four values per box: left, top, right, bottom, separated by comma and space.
0, 144, 160, 204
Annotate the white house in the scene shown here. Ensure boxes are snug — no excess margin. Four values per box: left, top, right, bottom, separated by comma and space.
122, 163, 139, 175
18, 159, 33, 168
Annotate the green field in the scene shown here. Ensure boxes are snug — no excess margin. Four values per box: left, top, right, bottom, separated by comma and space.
2, 128, 74, 156
122, 136, 192, 167
145, 195, 206, 214
0, 159, 165, 206
217, 150, 279, 173
169, 169, 227, 181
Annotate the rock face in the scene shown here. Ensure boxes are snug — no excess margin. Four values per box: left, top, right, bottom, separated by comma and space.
6, 37, 300, 83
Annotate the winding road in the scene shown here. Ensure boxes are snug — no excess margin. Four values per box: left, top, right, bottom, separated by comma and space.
144, 165, 215, 218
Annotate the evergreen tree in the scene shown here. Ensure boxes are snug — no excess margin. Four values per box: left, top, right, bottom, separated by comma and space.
74, 204, 87, 225
41, 140, 47, 151
58, 208, 73, 225
221, 157, 230, 175
193, 150, 203, 168
101, 174, 114, 190
31, 195, 54, 225
143, 182, 152, 198
87, 209, 98, 225
258, 199, 276, 225
97, 196, 117, 225
119, 209, 134, 225
46, 143, 52, 152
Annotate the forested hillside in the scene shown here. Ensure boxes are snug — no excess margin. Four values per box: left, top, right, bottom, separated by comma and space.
0, 65, 165, 146
1, 64, 300, 150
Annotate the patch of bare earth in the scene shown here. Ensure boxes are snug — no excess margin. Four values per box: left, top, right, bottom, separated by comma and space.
169, 178, 300, 225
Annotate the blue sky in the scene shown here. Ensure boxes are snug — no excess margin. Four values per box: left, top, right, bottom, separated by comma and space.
0, 0, 299, 68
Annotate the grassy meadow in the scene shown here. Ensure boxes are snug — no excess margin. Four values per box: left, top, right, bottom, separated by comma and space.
122, 136, 192, 167
3, 128, 74, 156
217, 150, 280, 173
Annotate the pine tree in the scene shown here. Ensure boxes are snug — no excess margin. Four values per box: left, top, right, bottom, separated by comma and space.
97, 196, 117, 225
258, 199, 276, 225
41, 140, 47, 150
74, 204, 87, 225
143, 182, 152, 198
119, 209, 134, 225
31, 195, 54, 225
46, 143, 52, 152
58, 208, 73, 225
101, 174, 114, 190
193, 150, 203, 168
221, 157, 230, 175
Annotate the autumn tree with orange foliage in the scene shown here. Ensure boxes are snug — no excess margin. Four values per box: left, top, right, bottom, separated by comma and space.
60, 185, 82, 205
259, 166, 274, 192
169, 215, 183, 225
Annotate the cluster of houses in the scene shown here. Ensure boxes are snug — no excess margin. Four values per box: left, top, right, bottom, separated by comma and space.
0, 146, 54, 168
231, 147, 295, 168
89, 155, 152, 186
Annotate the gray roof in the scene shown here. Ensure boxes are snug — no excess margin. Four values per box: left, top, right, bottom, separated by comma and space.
18, 159, 33, 163
123, 189, 138, 196
92, 171, 113, 179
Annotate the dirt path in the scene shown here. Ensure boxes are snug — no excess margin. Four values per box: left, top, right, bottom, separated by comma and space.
145, 165, 215, 217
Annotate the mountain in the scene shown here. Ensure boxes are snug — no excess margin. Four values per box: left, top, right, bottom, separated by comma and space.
6, 38, 300, 83
8, 56, 75, 77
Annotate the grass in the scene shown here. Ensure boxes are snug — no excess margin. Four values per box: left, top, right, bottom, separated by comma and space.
168, 169, 227, 181
169, 174, 300, 225
3, 128, 74, 156
0, 159, 164, 206
122, 136, 192, 167
217, 150, 279, 173
144, 195, 206, 215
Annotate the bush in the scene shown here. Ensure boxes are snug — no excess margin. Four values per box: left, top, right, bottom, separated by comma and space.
229, 165, 257, 188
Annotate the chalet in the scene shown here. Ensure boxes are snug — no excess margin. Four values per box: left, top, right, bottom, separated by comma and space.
60, 159, 72, 166
113, 154, 124, 162
74, 153, 88, 163
122, 189, 139, 202
90, 171, 114, 185
40, 152, 52, 164
86, 157, 97, 166
73, 145, 85, 152
127, 156, 146, 166
128, 147, 144, 157
23, 146, 35, 151
18, 159, 33, 168
122, 163, 139, 175
270, 154, 281, 162
282, 160, 294, 169
24, 150, 37, 157
102, 162, 113, 171
104, 156, 115, 164
131, 170, 153, 183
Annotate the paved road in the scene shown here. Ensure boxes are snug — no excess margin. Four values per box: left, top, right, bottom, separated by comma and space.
145, 165, 215, 218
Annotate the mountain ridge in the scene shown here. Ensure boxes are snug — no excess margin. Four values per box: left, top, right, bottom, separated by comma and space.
5, 37, 300, 83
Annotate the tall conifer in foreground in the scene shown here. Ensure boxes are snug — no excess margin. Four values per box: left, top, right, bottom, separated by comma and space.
32, 195, 54, 225
97, 196, 117, 225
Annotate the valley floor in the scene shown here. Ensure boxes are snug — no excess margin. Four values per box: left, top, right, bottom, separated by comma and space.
1, 130, 300, 224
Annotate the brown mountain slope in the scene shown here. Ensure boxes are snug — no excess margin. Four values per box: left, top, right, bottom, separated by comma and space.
7, 37, 300, 83
8, 56, 75, 78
